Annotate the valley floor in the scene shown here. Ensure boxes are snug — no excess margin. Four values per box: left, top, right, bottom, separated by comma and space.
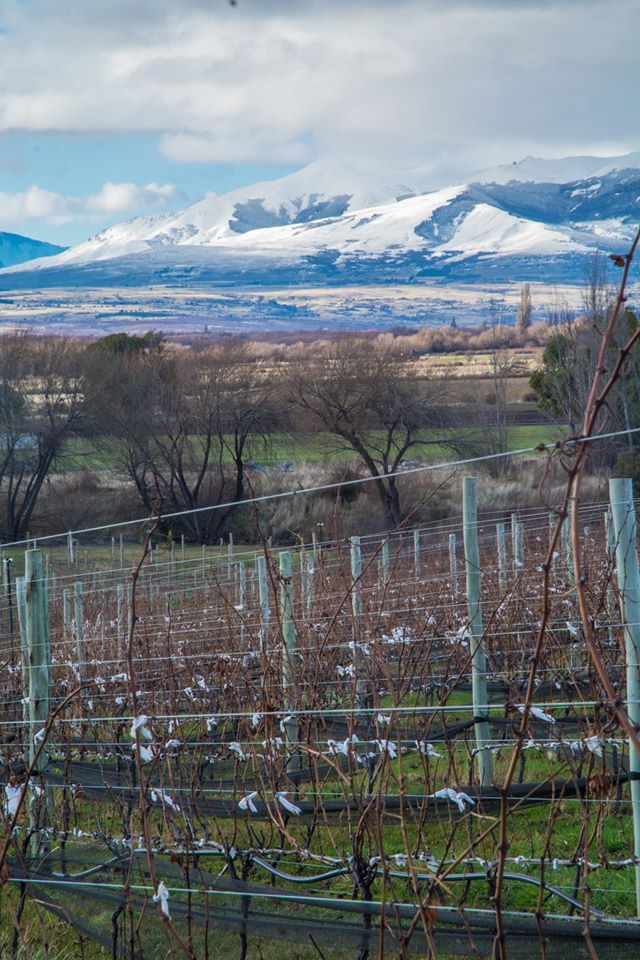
0, 280, 589, 335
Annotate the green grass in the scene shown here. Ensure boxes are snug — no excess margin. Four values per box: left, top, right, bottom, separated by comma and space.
58, 424, 563, 474
6, 706, 636, 960
9, 783, 635, 959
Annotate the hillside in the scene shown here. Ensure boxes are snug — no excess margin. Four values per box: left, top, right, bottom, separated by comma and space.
1, 152, 639, 290
0, 230, 65, 268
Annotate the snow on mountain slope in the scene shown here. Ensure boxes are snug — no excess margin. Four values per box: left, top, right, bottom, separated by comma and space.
189, 189, 587, 263
0, 231, 65, 268
471, 152, 640, 185
2, 152, 639, 286
39, 157, 434, 267
435, 205, 588, 259
224, 186, 467, 257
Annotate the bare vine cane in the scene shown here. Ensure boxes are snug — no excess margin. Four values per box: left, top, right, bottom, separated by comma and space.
0, 685, 81, 877
125, 514, 196, 960
569, 229, 640, 739
489, 224, 640, 960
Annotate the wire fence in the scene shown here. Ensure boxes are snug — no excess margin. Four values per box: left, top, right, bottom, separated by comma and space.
3, 467, 640, 960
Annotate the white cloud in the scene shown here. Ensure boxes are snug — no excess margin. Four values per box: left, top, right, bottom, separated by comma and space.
1, 186, 71, 222
87, 182, 185, 214
160, 133, 312, 165
0, 0, 637, 169
0, 181, 186, 228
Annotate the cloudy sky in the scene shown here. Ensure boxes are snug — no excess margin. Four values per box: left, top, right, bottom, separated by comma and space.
0, 0, 638, 245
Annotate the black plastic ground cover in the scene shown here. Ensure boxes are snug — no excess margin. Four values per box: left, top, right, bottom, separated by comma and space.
25, 874, 640, 960
42, 760, 628, 821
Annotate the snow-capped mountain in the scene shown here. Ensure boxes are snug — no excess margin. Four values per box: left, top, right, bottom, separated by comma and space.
0, 231, 65, 268
11, 157, 438, 268
470, 151, 640, 185
2, 153, 639, 288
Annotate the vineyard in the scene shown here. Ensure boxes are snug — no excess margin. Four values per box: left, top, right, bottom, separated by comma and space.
0, 234, 638, 960
3, 467, 640, 960
2, 1, 639, 957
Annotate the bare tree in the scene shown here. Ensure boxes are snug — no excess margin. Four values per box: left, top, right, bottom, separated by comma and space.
0, 335, 85, 540
481, 316, 514, 475
515, 282, 532, 335
287, 338, 452, 527
546, 293, 574, 327
530, 253, 638, 450
83, 338, 280, 541
583, 251, 614, 328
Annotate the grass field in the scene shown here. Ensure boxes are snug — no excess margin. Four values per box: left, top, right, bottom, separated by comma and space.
59, 423, 563, 472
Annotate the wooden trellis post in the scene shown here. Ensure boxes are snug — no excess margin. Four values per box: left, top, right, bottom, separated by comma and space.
609, 478, 640, 916
513, 519, 524, 570
549, 513, 556, 573
238, 561, 246, 608
127, 582, 133, 639
238, 561, 246, 643
63, 588, 72, 640
117, 583, 125, 654
25, 549, 52, 862
496, 522, 506, 594
74, 581, 85, 685
380, 540, 390, 587
279, 551, 299, 774
16, 575, 27, 720
463, 477, 493, 786
257, 555, 270, 653
305, 552, 315, 620
413, 529, 421, 579
605, 508, 616, 643
562, 506, 575, 589
300, 550, 308, 616
351, 536, 370, 715
449, 532, 457, 584
3, 556, 15, 666
351, 536, 362, 643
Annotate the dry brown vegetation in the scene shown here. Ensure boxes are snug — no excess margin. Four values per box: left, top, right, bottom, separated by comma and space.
0, 323, 565, 545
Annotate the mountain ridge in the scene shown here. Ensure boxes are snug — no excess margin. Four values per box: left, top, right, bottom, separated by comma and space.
2, 152, 639, 288
0, 230, 66, 269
